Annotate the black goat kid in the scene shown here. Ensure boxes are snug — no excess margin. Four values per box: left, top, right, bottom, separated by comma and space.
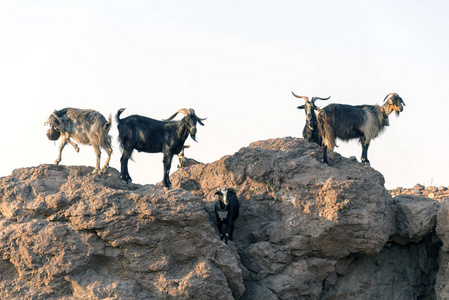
116, 108, 206, 188
292, 91, 330, 146
214, 188, 240, 244
317, 93, 405, 164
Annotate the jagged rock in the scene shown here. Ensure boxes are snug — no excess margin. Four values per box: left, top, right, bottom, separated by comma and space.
391, 195, 440, 245
414, 183, 425, 191
322, 237, 440, 300
171, 137, 396, 298
436, 199, 449, 299
0, 165, 244, 299
1, 137, 445, 299
437, 200, 449, 251
390, 184, 449, 201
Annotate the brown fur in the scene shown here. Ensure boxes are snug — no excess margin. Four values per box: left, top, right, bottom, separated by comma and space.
45, 108, 112, 174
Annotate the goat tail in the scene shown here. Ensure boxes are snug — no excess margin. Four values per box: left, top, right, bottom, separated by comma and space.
116, 108, 126, 123
317, 109, 336, 151
104, 114, 112, 133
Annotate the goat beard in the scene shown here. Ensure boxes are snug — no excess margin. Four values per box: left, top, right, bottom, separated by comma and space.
190, 134, 197, 142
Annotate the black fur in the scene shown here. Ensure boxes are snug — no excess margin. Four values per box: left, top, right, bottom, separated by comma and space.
317, 93, 405, 164
214, 188, 240, 244
116, 108, 205, 188
293, 93, 330, 146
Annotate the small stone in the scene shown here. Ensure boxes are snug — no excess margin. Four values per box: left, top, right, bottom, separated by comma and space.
413, 184, 425, 191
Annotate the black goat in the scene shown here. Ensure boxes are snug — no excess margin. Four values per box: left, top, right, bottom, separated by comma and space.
214, 187, 240, 244
116, 108, 206, 188
292, 92, 330, 146
317, 93, 405, 164
177, 145, 203, 168
44, 108, 112, 174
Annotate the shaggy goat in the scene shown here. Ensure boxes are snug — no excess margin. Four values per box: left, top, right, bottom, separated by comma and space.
177, 145, 203, 168
317, 93, 405, 164
214, 187, 240, 244
44, 108, 112, 174
292, 91, 330, 145
116, 108, 206, 188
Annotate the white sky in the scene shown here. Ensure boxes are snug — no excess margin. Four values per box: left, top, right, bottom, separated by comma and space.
0, 1, 448, 189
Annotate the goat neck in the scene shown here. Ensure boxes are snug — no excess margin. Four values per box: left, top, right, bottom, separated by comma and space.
176, 118, 194, 142
380, 101, 399, 117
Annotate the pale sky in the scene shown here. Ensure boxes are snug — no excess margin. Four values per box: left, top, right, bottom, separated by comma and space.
1, 1, 448, 189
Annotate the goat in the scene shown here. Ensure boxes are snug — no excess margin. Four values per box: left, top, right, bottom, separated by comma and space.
116, 108, 206, 188
316, 93, 405, 164
214, 187, 240, 244
292, 92, 330, 146
44, 108, 112, 174
177, 145, 203, 168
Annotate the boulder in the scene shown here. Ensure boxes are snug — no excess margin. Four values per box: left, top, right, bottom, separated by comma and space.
391, 195, 440, 245
0, 165, 245, 299
2, 137, 440, 299
172, 137, 396, 298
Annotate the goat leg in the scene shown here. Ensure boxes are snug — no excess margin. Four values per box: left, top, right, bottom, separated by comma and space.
99, 147, 112, 174
322, 145, 329, 164
120, 154, 132, 183
67, 139, 80, 152
217, 221, 224, 240
55, 138, 68, 165
162, 154, 174, 189
361, 143, 370, 164
92, 146, 102, 174
229, 220, 236, 241
224, 215, 233, 244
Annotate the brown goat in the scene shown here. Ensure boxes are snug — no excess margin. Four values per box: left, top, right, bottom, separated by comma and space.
45, 108, 112, 174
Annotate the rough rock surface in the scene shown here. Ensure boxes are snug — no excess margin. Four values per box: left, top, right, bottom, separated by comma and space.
436, 199, 449, 299
172, 137, 398, 299
0, 137, 447, 299
390, 184, 449, 201
0, 165, 244, 299
391, 195, 440, 245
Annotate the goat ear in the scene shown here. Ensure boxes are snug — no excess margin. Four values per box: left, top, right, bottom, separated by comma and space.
297, 105, 305, 110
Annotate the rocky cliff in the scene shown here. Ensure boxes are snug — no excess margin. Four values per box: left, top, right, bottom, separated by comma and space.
0, 137, 446, 299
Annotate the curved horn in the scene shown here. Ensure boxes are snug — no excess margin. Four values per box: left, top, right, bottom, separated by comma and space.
45, 111, 62, 126
164, 108, 190, 121
291, 91, 309, 102
311, 96, 330, 104
52, 111, 63, 124
383, 93, 397, 102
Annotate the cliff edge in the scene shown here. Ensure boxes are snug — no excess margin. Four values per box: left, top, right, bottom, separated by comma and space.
0, 137, 446, 299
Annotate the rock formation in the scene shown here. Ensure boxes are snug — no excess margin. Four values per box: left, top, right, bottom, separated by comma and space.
0, 165, 244, 299
0, 137, 447, 299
